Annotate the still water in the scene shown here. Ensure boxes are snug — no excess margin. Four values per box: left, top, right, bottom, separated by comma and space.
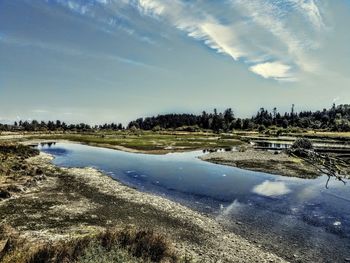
39, 142, 350, 262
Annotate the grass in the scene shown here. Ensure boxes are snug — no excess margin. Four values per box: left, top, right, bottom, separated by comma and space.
241, 130, 350, 145
293, 131, 350, 141
0, 142, 39, 184
24, 130, 244, 152
3, 130, 349, 153
78, 243, 142, 263
0, 143, 39, 158
0, 227, 194, 263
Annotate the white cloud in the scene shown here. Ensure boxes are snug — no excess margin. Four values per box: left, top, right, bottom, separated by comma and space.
136, 0, 246, 60
252, 181, 291, 197
56, 0, 89, 15
46, 0, 327, 81
187, 21, 244, 60
138, 0, 165, 17
289, 0, 324, 31
135, 0, 325, 80
232, 0, 322, 74
249, 61, 293, 81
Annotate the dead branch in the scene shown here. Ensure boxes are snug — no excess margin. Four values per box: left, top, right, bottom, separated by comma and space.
288, 147, 349, 188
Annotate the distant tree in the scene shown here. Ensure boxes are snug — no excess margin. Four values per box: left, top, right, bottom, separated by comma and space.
223, 108, 235, 130
234, 118, 242, 130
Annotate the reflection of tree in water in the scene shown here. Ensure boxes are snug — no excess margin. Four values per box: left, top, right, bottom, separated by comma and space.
40, 142, 56, 147
288, 138, 350, 188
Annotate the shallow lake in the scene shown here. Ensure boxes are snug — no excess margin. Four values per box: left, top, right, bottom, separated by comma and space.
39, 142, 350, 262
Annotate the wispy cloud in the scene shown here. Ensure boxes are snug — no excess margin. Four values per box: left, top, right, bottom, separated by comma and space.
47, 0, 157, 46
0, 35, 161, 70
290, 0, 324, 30
232, 0, 323, 75
42, 0, 326, 81
60, 0, 89, 15
133, 0, 325, 81
135, 0, 246, 60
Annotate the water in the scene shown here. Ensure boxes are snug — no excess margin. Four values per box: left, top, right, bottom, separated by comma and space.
38, 142, 350, 262
253, 141, 291, 150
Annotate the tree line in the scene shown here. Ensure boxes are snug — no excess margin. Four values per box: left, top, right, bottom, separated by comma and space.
1, 104, 349, 132
127, 104, 350, 132
0, 120, 124, 132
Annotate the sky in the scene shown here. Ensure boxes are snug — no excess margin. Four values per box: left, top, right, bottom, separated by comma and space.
0, 0, 349, 124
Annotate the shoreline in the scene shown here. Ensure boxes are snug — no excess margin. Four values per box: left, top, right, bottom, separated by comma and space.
26, 139, 321, 179
0, 150, 287, 262
200, 149, 321, 179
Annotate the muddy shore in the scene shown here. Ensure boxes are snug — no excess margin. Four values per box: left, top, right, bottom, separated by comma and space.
0, 151, 287, 262
200, 149, 320, 179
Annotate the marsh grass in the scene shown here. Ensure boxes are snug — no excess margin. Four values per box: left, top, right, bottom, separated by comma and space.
27, 131, 243, 152
0, 143, 39, 158
0, 227, 194, 263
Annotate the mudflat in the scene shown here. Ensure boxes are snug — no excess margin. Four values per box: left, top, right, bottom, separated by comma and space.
200, 149, 320, 178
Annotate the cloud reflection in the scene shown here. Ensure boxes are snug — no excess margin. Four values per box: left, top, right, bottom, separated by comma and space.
253, 180, 291, 197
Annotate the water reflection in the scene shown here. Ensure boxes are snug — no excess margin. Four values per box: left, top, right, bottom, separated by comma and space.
252, 180, 291, 197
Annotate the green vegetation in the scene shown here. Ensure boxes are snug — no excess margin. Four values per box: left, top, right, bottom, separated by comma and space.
25, 131, 243, 152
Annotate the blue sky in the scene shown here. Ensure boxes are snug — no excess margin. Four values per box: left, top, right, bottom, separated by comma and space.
0, 0, 349, 124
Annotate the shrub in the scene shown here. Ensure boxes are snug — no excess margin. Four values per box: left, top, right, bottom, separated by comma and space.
291, 138, 313, 150
289, 138, 314, 158
258, 125, 266, 133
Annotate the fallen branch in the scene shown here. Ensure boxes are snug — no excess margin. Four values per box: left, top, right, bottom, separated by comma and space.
287, 139, 349, 188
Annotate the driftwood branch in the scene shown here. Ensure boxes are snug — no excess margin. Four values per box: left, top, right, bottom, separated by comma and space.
287, 143, 349, 188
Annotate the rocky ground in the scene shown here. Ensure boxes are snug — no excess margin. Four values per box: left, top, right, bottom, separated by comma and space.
0, 144, 287, 262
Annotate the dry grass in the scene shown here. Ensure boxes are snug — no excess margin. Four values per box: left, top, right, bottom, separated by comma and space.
0, 226, 192, 263
99, 227, 177, 262
0, 143, 39, 159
